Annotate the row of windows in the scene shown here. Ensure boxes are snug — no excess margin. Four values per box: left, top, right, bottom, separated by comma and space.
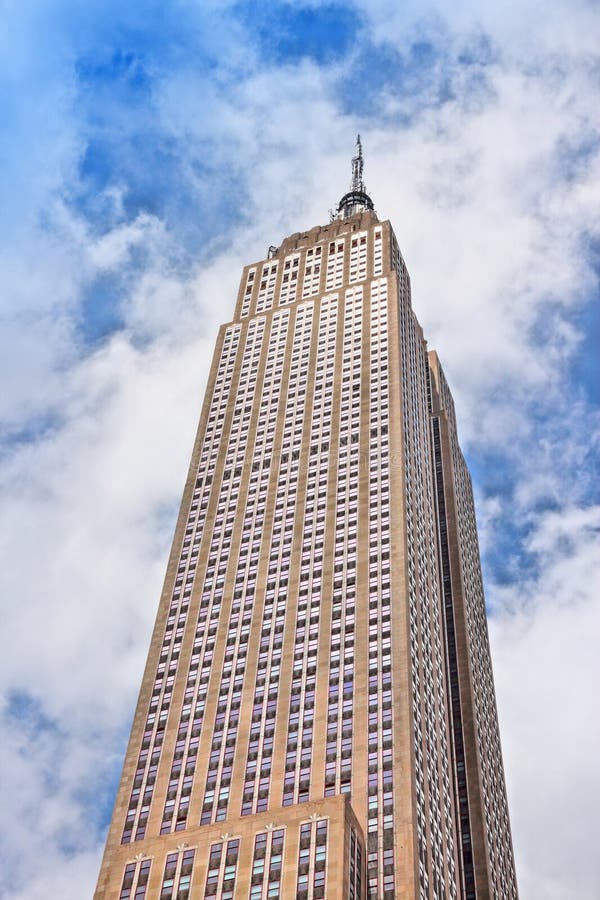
283, 296, 338, 807
366, 282, 396, 900
296, 819, 328, 900
324, 287, 363, 801
158, 318, 264, 834
242, 302, 314, 816
122, 323, 243, 843
161, 849, 195, 900
118, 819, 334, 900
208, 309, 289, 821
399, 272, 458, 897
251, 828, 285, 900
240, 228, 384, 317
201, 315, 275, 826
349, 826, 363, 900
256, 262, 279, 314
205, 839, 239, 899
431, 415, 477, 898
119, 849, 195, 900
119, 859, 151, 900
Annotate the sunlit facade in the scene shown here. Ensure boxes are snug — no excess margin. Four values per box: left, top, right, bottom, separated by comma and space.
94, 139, 518, 900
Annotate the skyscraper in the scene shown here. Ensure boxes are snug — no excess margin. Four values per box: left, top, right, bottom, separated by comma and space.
94, 138, 518, 900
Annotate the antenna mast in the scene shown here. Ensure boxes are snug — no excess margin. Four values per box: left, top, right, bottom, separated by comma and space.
336, 134, 374, 220
351, 134, 365, 192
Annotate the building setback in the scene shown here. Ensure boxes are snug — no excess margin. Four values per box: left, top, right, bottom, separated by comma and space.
94, 138, 519, 900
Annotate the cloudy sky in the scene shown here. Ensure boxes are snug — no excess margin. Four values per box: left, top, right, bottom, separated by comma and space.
0, 1, 598, 897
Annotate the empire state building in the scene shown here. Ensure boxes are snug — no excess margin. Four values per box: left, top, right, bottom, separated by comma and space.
94, 138, 518, 900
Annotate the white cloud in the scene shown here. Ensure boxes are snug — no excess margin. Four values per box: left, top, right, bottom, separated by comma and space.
490, 506, 600, 899
0, 0, 598, 897
87, 213, 165, 271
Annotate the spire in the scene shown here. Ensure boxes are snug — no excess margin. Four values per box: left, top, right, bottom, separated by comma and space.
335, 133, 374, 220
351, 134, 365, 192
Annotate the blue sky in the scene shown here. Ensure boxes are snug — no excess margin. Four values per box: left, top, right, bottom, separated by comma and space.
0, 1, 599, 898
